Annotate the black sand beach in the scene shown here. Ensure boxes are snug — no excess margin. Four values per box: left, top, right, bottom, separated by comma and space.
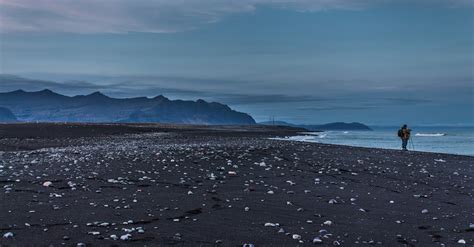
0, 123, 472, 246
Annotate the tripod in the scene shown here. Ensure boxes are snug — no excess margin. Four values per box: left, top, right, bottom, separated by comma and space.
409, 138, 415, 151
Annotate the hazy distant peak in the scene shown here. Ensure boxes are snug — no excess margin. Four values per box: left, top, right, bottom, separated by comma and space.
153, 95, 169, 101
259, 121, 372, 131
87, 91, 109, 98
38, 89, 55, 94
10, 89, 26, 94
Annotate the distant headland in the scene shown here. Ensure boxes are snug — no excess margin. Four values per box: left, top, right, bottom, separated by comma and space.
259, 121, 372, 131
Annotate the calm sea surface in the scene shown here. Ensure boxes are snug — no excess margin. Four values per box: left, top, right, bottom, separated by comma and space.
273, 126, 474, 156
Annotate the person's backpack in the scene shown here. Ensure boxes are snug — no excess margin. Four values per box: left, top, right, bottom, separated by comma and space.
397, 129, 403, 137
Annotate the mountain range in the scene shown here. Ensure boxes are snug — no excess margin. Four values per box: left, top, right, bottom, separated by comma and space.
0, 107, 17, 122
0, 89, 256, 125
259, 121, 372, 131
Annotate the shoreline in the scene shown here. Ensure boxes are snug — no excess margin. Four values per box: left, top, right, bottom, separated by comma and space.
271, 136, 474, 158
1, 123, 473, 246
273, 128, 474, 157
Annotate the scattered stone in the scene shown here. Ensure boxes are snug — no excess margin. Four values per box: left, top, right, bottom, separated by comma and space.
120, 234, 132, 241
313, 237, 323, 244
42, 181, 53, 187
292, 234, 301, 240
323, 220, 333, 226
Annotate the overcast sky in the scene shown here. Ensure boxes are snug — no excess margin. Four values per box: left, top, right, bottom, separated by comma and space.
0, 0, 473, 125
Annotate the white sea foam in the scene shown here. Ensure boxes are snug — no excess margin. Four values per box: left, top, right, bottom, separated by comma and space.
415, 133, 446, 137
271, 127, 473, 156
270, 135, 319, 142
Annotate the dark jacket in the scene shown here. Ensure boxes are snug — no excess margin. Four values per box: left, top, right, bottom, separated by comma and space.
401, 128, 411, 140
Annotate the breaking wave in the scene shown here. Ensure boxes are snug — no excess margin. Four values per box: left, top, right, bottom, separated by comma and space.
415, 133, 447, 137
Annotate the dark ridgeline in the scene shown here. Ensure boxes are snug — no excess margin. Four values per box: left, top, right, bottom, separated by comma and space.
0, 107, 17, 122
259, 121, 372, 131
312, 122, 372, 131
0, 89, 256, 125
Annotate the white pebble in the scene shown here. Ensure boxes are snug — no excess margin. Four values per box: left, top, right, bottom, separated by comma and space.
42, 181, 53, 187
323, 220, 333, 226
120, 234, 132, 240
313, 237, 323, 244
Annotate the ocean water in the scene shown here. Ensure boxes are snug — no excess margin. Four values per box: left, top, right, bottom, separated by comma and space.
273, 126, 474, 156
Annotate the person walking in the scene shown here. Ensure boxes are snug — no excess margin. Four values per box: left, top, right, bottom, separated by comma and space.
397, 124, 411, 151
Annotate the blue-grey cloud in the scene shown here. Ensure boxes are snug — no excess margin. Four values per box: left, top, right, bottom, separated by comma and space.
214, 94, 323, 105
298, 106, 374, 111
0, 74, 324, 104
0, 74, 102, 92
1, 0, 472, 33
1, 74, 472, 125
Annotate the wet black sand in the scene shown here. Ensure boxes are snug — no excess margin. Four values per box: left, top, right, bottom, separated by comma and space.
0, 123, 472, 246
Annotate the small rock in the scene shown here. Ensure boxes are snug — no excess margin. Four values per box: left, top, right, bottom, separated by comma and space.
292, 234, 301, 240
43, 181, 53, 187
313, 237, 323, 244
323, 220, 333, 226
120, 234, 131, 240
